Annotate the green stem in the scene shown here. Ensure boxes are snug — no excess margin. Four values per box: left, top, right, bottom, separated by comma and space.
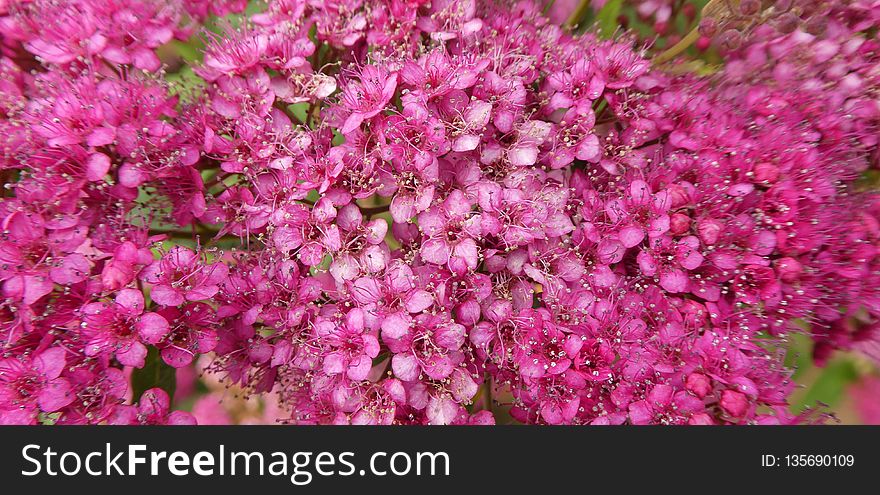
653, 25, 700, 65
149, 223, 220, 237
483, 375, 493, 414
653, 0, 736, 65
565, 0, 592, 29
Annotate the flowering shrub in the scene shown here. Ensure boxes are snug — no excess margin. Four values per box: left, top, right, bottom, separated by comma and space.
1, 0, 879, 425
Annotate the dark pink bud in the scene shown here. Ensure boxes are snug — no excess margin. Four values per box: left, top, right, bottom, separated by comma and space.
753, 162, 780, 184
667, 184, 692, 208
696, 36, 712, 51
455, 300, 481, 326
670, 213, 692, 235
686, 373, 712, 398
720, 390, 749, 418
654, 22, 668, 35
813, 342, 834, 367
776, 257, 803, 283
682, 3, 696, 21
698, 219, 722, 245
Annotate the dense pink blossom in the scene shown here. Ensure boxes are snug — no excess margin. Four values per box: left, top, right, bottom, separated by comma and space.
0, 0, 878, 425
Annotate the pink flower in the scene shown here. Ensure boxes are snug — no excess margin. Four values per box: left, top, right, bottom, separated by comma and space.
3, 0, 877, 427
110, 388, 196, 425
628, 384, 705, 425
140, 247, 229, 306
418, 189, 481, 274
81, 289, 170, 368
316, 308, 380, 381
386, 313, 466, 382
606, 180, 672, 248
339, 65, 398, 134
329, 203, 390, 281
0, 211, 89, 304
156, 303, 219, 368
514, 310, 582, 379
0, 347, 74, 424
636, 235, 704, 293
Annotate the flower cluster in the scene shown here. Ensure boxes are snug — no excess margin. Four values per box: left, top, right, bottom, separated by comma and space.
1, 0, 878, 425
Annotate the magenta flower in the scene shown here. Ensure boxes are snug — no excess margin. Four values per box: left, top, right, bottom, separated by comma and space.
156, 303, 219, 368
339, 65, 398, 134
349, 263, 435, 338
636, 235, 704, 293
81, 289, 170, 368
329, 203, 390, 281
140, 247, 229, 306
606, 180, 672, 248
270, 201, 343, 266
513, 310, 582, 379
546, 107, 601, 169
388, 161, 439, 222
546, 58, 605, 113
54, 366, 129, 425
109, 388, 196, 425
316, 308, 380, 381
385, 312, 466, 382
418, 189, 481, 275
0, 347, 74, 424
628, 384, 706, 425
0, 211, 90, 304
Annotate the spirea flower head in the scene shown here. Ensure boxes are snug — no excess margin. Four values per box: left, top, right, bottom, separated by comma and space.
1, 0, 879, 425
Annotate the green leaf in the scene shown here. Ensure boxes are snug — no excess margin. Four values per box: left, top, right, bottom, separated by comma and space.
171, 40, 203, 63
795, 358, 859, 411
597, 0, 624, 38
288, 102, 310, 124
131, 347, 177, 402
783, 332, 814, 381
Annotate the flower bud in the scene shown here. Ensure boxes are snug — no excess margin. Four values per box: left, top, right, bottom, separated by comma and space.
774, 0, 792, 11
654, 21, 668, 35
670, 213, 692, 235
686, 373, 712, 398
682, 3, 696, 21
753, 162, 780, 184
775, 12, 799, 34
718, 29, 743, 51
698, 219, 723, 245
696, 35, 712, 51
775, 257, 803, 283
720, 390, 749, 418
698, 17, 718, 38
740, 0, 760, 16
